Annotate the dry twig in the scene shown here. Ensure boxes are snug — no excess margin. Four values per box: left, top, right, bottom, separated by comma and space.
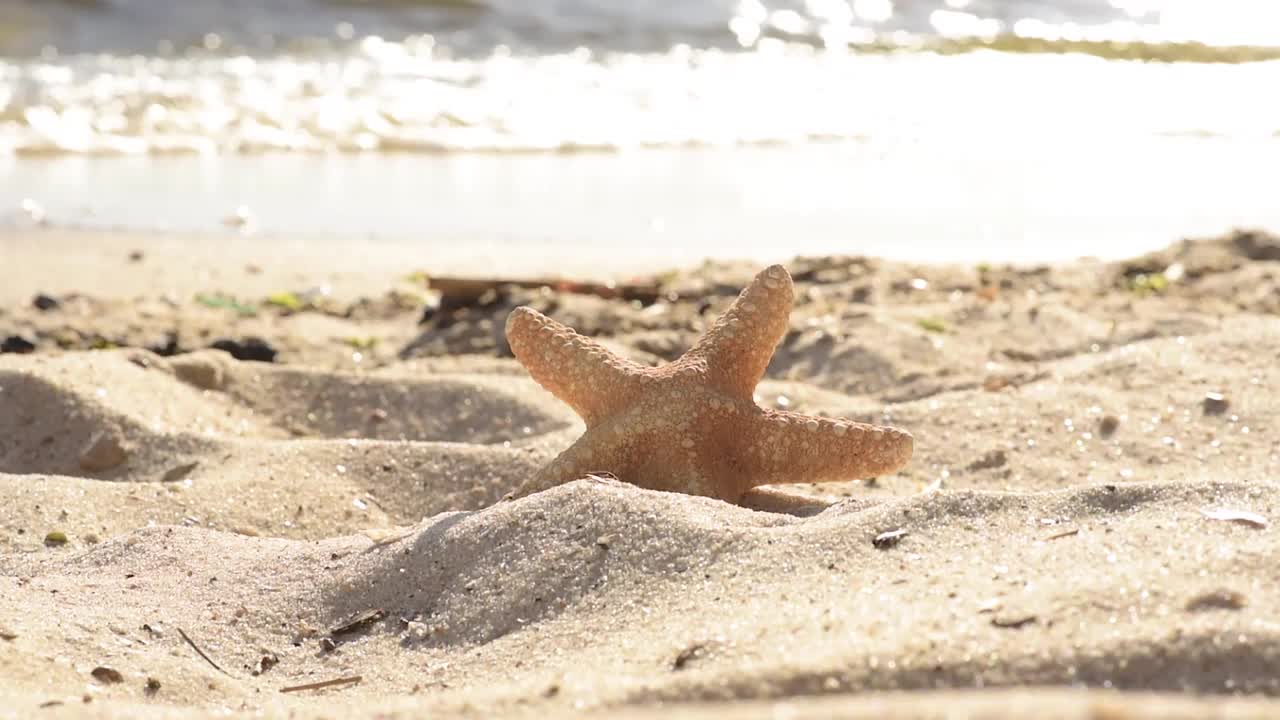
177, 627, 229, 676
280, 676, 363, 694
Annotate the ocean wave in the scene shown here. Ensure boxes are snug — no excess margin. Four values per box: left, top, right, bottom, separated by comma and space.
2, 35, 1279, 156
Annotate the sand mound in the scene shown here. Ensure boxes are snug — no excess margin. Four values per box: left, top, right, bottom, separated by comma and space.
0, 349, 576, 542
1, 479, 1276, 718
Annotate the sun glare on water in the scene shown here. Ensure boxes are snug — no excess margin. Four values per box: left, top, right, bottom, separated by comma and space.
728, 0, 1280, 47
2, 0, 1279, 156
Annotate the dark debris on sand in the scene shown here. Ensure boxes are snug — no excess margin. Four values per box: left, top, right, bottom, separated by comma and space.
1, 230, 1278, 394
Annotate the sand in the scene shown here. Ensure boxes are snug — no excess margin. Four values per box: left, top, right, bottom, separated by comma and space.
2, 227, 1279, 718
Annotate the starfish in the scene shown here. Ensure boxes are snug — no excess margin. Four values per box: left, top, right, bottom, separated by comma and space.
504, 264, 913, 503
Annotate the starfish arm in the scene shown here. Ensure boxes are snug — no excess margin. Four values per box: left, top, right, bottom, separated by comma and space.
505, 307, 647, 426
509, 418, 720, 500
733, 409, 913, 488
681, 265, 794, 399
508, 439, 598, 499
508, 423, 632, 498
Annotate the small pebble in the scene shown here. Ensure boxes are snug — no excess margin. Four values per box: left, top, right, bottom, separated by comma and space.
872, 529, 908, 549
1, 335, 36, 354
252, 652, 279, 676
91, 667, 123, 684
1098, 415, 1120, 438
32, 293, 60, 311
1202, 392, 1230, 416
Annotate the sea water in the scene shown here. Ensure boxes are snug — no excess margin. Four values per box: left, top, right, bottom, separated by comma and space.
1, 0, 1278, 265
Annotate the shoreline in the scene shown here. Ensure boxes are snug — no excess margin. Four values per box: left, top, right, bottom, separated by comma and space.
8, 131, 1280, 271
0, 226, 691, 306
3, 220, 1276, 303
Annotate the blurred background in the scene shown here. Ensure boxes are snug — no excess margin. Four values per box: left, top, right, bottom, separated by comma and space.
2, 0, 1279, 270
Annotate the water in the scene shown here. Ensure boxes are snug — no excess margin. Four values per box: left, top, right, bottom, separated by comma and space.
1, 1, 1278, 263
6, 0, 1280, 58
3, 0, 1280, 155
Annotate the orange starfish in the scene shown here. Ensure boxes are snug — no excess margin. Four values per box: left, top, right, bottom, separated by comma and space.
504, 264, 913, 503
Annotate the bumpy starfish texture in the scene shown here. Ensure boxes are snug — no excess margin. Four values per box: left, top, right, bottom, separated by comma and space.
505, 264, 913, 503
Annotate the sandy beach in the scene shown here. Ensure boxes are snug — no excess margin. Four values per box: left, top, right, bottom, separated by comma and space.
2, 226, 1279, 718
